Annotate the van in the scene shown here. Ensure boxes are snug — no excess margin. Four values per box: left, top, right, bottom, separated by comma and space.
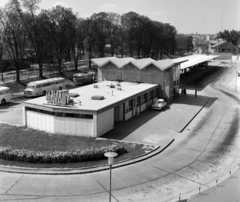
0, 86, 11, 104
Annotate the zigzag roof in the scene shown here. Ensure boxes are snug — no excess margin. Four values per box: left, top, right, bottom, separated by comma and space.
92, 57, 187, 71
91, 57, 117, 67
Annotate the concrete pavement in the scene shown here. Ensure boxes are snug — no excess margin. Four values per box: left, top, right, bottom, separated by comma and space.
0, 61, 240, 201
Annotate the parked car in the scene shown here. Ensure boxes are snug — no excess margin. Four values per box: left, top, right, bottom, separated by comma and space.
152, 98, 167, 110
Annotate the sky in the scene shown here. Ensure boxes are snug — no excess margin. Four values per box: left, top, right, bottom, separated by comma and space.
0, 0, 239, 34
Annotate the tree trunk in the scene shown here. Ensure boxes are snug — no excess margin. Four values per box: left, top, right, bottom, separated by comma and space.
88, 47, 91, 69
38, 58, 43, 78
74, 54, 78, 71
58, 59, 62, 75
15, 62, 20, 82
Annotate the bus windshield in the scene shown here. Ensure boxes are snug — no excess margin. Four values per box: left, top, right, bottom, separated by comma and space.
26, 84, 35, 89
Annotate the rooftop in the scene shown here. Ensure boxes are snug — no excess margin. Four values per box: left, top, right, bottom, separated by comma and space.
24, 81, 158, 113
179, 54, 219, 69
92, 57, 184, 71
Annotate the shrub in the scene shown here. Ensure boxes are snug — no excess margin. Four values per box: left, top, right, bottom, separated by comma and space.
0, 144, 127, 164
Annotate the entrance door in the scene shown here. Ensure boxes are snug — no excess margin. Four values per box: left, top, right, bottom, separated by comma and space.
114, 106, 119, 122
132, 98, 137, 117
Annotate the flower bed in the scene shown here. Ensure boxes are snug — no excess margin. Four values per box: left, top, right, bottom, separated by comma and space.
0, 144, 126, 164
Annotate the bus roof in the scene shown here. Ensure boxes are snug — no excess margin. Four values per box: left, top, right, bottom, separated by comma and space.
73, 72, 95, 76
0, 86, 10, 91
27, 77, 64, 85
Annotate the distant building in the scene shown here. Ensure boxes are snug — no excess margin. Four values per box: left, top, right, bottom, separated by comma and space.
211, 41, 239, 54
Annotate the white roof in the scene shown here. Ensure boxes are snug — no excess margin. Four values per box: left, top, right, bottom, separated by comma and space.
91, 57, 117, 67
27, 77, 64, 85
24, 81, 158, 112
91, 57, 182, 71
110, 57, 136, 68
180, 54, 219, 69
0, 86, 9, 91
130, 58, 155, 69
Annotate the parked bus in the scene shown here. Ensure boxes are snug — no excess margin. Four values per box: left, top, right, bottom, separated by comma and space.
73, 72, 96, 85
24, 77, 65, 97
0, 86, 11, 105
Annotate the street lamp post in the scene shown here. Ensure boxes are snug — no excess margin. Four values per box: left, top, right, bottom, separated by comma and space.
104, 152, 118, 202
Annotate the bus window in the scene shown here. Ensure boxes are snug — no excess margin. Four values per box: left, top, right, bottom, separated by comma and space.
26, 84, 35, 89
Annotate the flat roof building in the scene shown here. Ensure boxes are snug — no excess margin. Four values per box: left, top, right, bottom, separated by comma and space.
23, 81, 159, 137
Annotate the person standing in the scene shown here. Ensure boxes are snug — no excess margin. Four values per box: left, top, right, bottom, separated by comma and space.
195, 88, 197, 98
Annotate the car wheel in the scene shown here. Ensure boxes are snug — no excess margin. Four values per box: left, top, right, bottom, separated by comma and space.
42, 91, 46, 96
1, 99, 6, 105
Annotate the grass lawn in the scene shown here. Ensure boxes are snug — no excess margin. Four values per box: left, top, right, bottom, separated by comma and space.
0, 123, 154, 168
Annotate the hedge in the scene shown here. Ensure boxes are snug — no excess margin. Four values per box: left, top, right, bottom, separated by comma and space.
0, 144, 127, 164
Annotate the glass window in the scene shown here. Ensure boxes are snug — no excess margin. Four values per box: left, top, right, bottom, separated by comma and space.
26, 84, 35, 89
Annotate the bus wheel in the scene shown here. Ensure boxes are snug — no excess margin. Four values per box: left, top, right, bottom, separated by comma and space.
1, 99, 6, 105
59, 87, 62, 90
42, 91, 46, 96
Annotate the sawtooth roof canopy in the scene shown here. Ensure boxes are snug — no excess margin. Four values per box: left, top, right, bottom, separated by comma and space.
92, 57, 186, 71
91, 54, 218, 71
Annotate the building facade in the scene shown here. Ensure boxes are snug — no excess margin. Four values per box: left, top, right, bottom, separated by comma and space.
94, 58, 184, 102
23, 81, 159, 137
211, 41, 239, 54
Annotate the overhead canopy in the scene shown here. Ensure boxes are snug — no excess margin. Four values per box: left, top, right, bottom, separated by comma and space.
91, 57, 117, 67
110, 58, 136, 68
92, 57, 187, 71
180, 55, 219, 70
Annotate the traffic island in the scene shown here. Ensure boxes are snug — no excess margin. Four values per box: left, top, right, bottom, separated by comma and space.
0, 123, 164, 174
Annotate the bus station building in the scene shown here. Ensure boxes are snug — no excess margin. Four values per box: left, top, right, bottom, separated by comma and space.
92, 57, 187, 102
23, 81, 159, 137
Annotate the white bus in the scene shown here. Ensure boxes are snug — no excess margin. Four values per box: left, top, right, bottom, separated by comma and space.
24, 77, 65, 97
0, 86, 11, 105
73, 72, 96, 85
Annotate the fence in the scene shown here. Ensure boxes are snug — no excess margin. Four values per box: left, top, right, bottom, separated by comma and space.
165, 161, 240, 202
0, 60, 88, 83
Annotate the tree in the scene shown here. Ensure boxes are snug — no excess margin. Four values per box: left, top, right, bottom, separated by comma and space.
176, 34, 187, 55
18, 0, 45, 77
71, 18, 87, 70
162, 23, 177, 55
14, 0, 45, 78
42, 6, 77, 74
151, 21, 164, 59
0, 0, 27, 82
121, 12, 140, 58
216, 29, 240, 46
90, 12, 109, 57
186, 36, 193, 53
105, 12, 121, 56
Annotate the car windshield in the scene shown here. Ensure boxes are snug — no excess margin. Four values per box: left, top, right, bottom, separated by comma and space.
26, 84, 35, 89
158, 100, 164, 103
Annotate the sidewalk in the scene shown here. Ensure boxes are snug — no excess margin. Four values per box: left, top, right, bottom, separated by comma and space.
188, 168, 240, 202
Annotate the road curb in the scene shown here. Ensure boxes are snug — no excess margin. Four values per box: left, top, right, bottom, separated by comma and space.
0, 139, 174, 175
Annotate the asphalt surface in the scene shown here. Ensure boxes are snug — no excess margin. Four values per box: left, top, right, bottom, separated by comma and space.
0, 60, 240, 202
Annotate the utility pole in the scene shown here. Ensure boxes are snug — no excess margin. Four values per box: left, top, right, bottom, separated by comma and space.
220, 9, 224, 32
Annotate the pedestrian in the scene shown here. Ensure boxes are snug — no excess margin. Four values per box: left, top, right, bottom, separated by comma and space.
195, 88, 197, 98
183, 89, 186, 95
181, 88, 184, 95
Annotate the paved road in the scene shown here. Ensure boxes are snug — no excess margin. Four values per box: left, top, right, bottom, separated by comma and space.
0, 61, 240, 202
